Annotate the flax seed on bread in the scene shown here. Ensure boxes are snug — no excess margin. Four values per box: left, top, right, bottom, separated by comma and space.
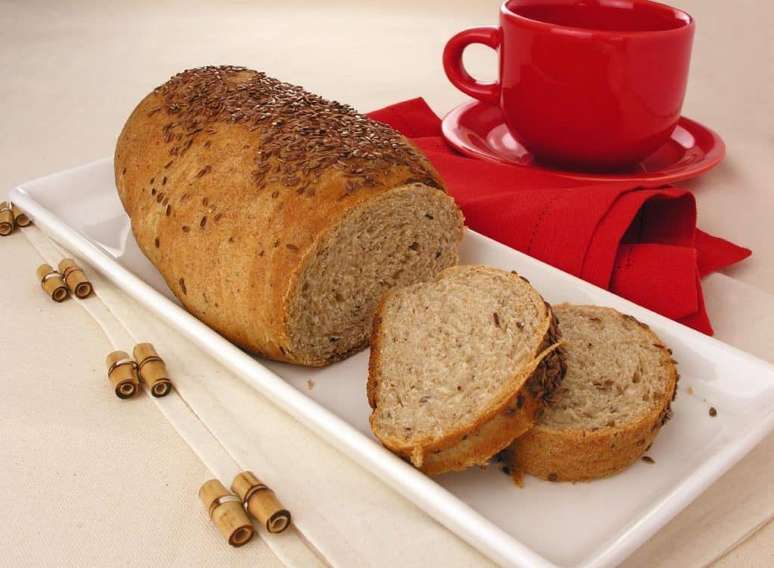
510, 304, 678, 482
368, 265, 565, 475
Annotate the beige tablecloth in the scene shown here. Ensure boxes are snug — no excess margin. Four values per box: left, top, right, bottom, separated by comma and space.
1, 1, 772, 566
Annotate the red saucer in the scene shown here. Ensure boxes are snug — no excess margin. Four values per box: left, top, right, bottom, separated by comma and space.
441, 101, 725, 186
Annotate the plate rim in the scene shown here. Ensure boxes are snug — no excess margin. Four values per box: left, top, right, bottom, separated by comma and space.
9, 158, 774, 568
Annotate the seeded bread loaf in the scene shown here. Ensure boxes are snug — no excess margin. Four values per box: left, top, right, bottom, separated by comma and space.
509, 304, 678, 482
368, 265, 565, 475
115, 66, 464, 366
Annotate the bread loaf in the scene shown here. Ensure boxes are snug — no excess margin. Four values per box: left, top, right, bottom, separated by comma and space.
115, 66, 463, 366
368, 265, 565, 475
509, 304, 678, 481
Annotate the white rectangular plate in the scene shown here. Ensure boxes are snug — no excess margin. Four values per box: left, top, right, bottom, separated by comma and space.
11, 159, 774, 568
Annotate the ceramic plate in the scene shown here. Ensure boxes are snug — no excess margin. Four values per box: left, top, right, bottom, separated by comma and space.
442, 100, 726, 187
10, 160, 774, 568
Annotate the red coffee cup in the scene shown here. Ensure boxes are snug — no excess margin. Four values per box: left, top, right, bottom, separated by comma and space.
443, 0, 695, 171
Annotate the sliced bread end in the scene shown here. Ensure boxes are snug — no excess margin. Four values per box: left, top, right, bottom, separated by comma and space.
510, 304, 678, 482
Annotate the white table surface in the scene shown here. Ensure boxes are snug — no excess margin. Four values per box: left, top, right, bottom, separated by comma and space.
1, 0, 772, 566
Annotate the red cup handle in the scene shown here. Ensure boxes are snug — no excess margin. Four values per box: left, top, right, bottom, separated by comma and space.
443, 26, 501, 106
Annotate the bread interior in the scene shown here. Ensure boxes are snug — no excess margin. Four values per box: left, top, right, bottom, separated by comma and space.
371, 266, 548, 447
545, 305, 671, 430
287, 184, 462, 363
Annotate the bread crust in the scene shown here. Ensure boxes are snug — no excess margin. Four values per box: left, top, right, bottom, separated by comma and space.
115, 66, 457, 366
368, 266, 566, 475
510, 306, 678, 482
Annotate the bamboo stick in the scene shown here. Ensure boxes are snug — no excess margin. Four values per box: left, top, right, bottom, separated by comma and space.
105, 350, 139, 399
58, 258, 93, 299
36, 264, 69, 302
232, 471, 291, 534
11, 204, 31, 227
199, 479, 254, 547
133, 342, 172, 397
0, 202, 14, 236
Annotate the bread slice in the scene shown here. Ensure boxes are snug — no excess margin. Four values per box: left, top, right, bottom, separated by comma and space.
509, 304, 678, 482
368, 265, 565, 475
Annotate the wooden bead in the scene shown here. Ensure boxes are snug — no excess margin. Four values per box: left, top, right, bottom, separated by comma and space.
105, 350, 139, 399
58, 258, 93, 299
36, 264, 69, 302
133, 342, 172, 397
232, 471, 291, 534
0, 202, 14, 236
199, 479, 254, 547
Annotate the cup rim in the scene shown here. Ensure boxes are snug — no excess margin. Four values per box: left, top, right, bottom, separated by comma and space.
501, 0, 694, 37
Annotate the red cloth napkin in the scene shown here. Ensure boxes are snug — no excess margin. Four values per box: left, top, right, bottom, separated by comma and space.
368, 98, 751, 334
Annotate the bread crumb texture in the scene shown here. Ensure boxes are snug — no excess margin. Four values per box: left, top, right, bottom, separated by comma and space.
543, 305, 671, 431
373, 266, 550, 444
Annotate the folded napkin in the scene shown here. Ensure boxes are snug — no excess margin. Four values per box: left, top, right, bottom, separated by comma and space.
368, 99, 751, 334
